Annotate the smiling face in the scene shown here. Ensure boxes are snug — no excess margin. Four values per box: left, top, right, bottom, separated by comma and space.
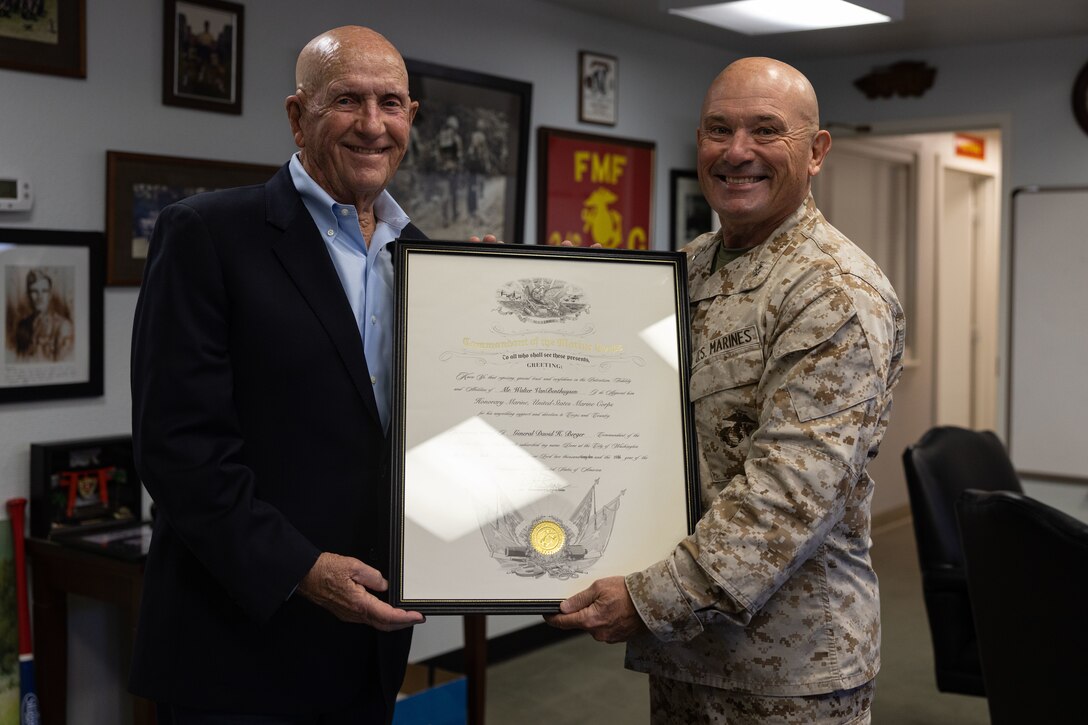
286, 27, 418, 210
696, 58, 830, 249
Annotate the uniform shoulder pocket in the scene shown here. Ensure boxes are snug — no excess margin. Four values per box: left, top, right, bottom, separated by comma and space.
784, 314, 881, 422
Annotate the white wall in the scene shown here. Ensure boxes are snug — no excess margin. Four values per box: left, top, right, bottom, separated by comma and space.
0, 0, 732, 720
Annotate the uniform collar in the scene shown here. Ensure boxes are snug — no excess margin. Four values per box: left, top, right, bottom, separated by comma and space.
688, 196, 820, 303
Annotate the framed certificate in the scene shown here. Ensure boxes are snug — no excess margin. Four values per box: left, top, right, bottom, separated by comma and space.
390, 241, 698, 613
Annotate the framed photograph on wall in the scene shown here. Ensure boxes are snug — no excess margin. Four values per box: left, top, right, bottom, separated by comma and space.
0, 0, 85, 78
163, 0, 244, 114
669, 169, 715, 250
385, 59, 532, 244
0, 228, 103, 404
578, 51, 617, 126
537, 127, 654, 248
106, 151, 278, 285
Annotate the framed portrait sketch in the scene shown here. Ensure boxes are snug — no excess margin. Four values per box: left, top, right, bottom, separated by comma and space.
1, 228, 103, 403
669, 169, 715, 250
389, 241, 698, 613
537, 127, 654, 249
162, 0, 244, 114
385, 59, 532, 244
578, 51, 617, 126
0, 0, 85, 77
106, 151, 277, 285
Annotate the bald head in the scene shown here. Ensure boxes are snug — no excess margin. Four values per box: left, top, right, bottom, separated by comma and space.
695, 56, 831, 249
285, 25, 418, 212
295, 26, 408, 100
704, 57, 821, 137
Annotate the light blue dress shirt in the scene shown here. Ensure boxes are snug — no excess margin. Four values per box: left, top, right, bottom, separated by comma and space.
289, 154, 409, 430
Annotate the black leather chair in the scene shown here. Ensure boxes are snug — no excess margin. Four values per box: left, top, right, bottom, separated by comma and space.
901, 426, 1023, 696
956, 489, 1088, 725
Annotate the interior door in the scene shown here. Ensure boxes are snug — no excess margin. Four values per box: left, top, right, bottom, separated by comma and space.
937, 167, 999, 430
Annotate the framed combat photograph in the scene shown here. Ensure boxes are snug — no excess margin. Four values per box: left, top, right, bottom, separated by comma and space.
386, 59, 532, 244
537, 127, 655, 248
163, 0, 244, 114
105, 151, 277, 285
389, 241, 698, 613
0, 0, 85, 77
0, 228, 103, 403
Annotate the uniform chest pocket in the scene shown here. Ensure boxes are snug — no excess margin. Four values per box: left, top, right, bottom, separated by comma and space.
691, 347, 764, 400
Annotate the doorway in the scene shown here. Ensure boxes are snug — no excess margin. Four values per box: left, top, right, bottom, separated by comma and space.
811, 128, 1003, 516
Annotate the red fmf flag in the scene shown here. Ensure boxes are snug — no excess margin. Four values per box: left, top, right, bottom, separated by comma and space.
541, 131, 654, 249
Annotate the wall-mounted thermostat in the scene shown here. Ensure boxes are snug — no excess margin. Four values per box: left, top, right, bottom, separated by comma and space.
0, 177, 33, 211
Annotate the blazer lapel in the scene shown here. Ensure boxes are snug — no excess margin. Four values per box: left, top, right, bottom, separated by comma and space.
264, 166, 383, 427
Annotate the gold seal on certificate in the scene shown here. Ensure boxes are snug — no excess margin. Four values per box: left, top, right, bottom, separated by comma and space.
529, 519, 566, 556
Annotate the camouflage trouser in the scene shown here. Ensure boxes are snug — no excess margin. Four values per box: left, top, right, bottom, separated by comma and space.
649, 676, 874, 725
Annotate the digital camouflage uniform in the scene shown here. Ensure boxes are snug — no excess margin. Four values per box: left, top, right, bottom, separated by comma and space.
625, 196, 906, 718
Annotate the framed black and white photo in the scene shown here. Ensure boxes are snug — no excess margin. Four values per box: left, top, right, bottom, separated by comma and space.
390, 241, 698, 614
386, 59, 532, 243
669, 169, 715, 250
578, 51, 617, 126
1, 228, 103, 403
106, 151, 278, 285
0, 0, 85, 78
163, 0, 244, 114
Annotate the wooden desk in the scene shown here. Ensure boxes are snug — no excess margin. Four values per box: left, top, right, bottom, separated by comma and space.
26, 539, 488, 724
26, 538, 155, 725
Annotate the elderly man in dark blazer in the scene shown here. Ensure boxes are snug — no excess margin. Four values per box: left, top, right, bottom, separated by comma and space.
130, 26, 427, 724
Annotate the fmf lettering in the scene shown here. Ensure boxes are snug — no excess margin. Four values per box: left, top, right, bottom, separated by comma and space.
573, 151, 627, 185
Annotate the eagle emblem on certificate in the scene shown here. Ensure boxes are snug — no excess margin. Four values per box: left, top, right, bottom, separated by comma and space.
495, 277, 589, 324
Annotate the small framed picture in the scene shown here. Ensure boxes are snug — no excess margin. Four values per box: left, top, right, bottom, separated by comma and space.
0, 0, 85, 78
0, 228, 103, 404
669, 169, 716, 250
578, 51, 617, 126
162, 0, 244, 114
106, 151, 278, 285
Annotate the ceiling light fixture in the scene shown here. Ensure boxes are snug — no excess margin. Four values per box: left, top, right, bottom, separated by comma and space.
663, 0, 903, 36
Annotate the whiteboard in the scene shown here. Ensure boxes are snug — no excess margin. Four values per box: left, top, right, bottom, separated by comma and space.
1008, 187, 1088, 482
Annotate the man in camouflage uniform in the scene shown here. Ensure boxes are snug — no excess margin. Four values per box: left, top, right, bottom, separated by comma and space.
546, 57, 905, 724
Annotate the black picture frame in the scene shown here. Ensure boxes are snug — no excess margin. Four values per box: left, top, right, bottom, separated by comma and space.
578, 51, 618, 126
0, 228, 103, 404
386, 59, 532, 243
0, 0, 85, 78
669, 169, 714, 250
105, 150, 278, 285
162, 0, 244, 114
389, 241, 698, 614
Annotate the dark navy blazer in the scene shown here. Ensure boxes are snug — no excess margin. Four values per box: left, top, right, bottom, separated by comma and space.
130, 163, 423, 714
